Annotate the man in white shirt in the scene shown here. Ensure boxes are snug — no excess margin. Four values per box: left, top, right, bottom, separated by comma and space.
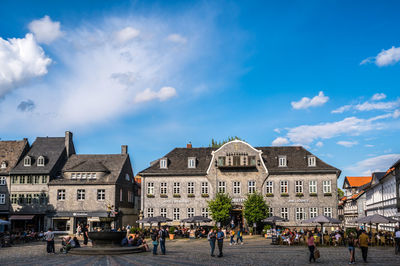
44, 228, 55, 253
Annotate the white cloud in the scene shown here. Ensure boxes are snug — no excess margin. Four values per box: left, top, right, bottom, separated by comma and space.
393, 109, 400, 119
0, 33, 51, 97
271, 137, 289, 146
28, 15, 63, 44
331, 104, 352, 114
166, 34, 187, 44
291, 91, 329, 110
115, 27, 140, 44
316, 141, 324, 148
361, 46, 400, 67
371, 93, 386, 101
134, 86, 177, 103
364, 144, 374, 147
337, 140, 358, 147
346, 154, 400, 175
273, 128, 280, 133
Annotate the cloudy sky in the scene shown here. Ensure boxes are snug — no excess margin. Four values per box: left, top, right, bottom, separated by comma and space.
1, 0, 399, 187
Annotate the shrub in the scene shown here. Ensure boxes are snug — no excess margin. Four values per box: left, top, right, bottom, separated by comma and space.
169, 226, 176, 234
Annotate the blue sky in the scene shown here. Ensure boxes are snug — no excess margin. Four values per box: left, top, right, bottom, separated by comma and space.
1, 0, 400, 187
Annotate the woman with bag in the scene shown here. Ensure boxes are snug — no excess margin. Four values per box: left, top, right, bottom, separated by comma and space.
347, 232, 357, 264
307, 231, 316, 263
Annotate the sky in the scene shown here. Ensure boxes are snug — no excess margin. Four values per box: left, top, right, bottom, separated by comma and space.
1, 0, 400, 188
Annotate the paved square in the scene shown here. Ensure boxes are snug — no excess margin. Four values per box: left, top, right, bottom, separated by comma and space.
1, 237, 400, 265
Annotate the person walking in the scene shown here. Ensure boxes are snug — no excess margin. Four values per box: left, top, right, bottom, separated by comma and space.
217, 227, 225, 257
395, 227, 400, 255
208, 228, 216, 257
151, 229, 159, 255
44, 228, 55, 253
236, 227, 243, 245
82, 224, 89, 245
347, 232, 357, 264
158, 226, 168, 255
76, 224, 81, 237
230, 229, 236, 245
307, 231, 316, 263
358, 230, 370, 263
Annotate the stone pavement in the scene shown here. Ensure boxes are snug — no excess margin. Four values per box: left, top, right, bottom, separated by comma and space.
1, 237, 400, 265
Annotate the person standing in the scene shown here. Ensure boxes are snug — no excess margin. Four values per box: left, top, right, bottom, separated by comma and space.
208, 228, 216, 257
44, 228, 55, 253
358, 230, 370, 263
307, 232, 316, 263
82, 224, 89, 245
76, 224, 81, 237
159, 226, 168, 255
347, 232, 357, 264
395, 226, 400, 255
151, 229, 159, 255
217, 227, 225, 257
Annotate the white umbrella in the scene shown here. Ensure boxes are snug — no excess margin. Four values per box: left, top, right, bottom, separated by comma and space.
301, 215, 342, 244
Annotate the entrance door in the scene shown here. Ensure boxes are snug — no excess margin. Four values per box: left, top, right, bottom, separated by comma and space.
75, 217, 88, 233
231, 209, 243, 229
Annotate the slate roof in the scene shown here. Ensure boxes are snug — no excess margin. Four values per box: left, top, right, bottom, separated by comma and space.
0, 140, 28, 174
139, 145, 340, 176
49, 154, 128, 185
11, 137, 66, 175
344, 176, 372, 188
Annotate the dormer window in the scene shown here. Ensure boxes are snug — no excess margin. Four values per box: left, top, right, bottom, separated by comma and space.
24, 156, 31, 166
160, 158, 168, 169
0, 161, 6, 169
278, 156, 287, 167
308, 156, 316, 167
188, 157, 196, 168
37, 156, 45, 166
125, 173, 130, 181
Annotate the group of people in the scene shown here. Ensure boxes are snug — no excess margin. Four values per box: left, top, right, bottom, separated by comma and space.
121, 233, 149, 251
150, 227, 169, 255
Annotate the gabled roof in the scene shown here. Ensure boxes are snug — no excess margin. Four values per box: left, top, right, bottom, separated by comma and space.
49, 154, 129, 185
344, 176, 372, 188
0, 140, 29, 174
349, 190, 365, 200
11, 137, 66, 175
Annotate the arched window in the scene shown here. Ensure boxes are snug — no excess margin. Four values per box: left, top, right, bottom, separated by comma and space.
0, 161, 6, 169
37, 156, 45, 166
24, 156, 31, 166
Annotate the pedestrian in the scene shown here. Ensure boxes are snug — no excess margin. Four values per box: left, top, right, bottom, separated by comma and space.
395, 226, 400, 255
358, 230, 370, 263
82, 224, 89, 245
208, 228, 216, 257
230, 229, 236, 245
159, 226, 168, 255
44, 228, 55, 253
236, 227, 243, 245
151, 229, 159, 255
307, 231, 316, 263
76, 224, 81, 237
347, 232, 357, 264
217, 227, 225, 257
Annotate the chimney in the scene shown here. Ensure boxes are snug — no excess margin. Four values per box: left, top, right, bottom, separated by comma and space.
65, 131, 74, 157
187, 142, 192, 149
121, 145, 128, 154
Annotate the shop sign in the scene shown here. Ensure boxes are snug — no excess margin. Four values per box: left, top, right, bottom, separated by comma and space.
287, 199, 309, 203
73, 212, 88, 216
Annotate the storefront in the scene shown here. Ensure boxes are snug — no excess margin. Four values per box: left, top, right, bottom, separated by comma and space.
9, 214, 45, 232
51, 211, 115, 234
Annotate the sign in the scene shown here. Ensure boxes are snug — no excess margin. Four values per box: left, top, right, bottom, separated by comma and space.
163, 199, 190, 204
287, 199, 309, 203
232, 198, 245, 203
73, 212, 87, 216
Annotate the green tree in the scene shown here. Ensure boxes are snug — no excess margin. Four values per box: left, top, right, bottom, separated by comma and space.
243, 193, 268, 227
338, 188, 344, 198
209, 136, 244, 148
208, 193, 233, 226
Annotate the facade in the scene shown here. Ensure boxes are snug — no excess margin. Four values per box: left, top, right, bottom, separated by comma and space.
365, 160, 400, 231
48, 145, 138, 234
8, 132, 75, 231
139, 140, 341, 229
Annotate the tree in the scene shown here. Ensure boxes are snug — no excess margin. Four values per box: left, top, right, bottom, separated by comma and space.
208, 193, 233, 226
209, 136, 244, 148
243, 193, 268, 227
338, 188, 344, 199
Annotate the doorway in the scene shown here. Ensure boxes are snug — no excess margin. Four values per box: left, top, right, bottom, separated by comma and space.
231, 209, 243, 229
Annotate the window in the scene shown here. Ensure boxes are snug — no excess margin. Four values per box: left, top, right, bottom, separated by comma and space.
27, 176, 32, 184
281, 207, 288, 220
160, 158, 167, 169
268, 207, 273, 217
278, 156, 287, 167
57, 189, 65, 200
40, 193, 48, 205
147, 182, 154, 195
11, 194, 17, 204
128, 191, 134, 203
160, 208, 167, 217
148, 208, 154, 217
217, 156, 226, 166
324, 207, 332, 217
97, 189, 105, 201
18, 194, 25, 204
33, 194, 39, 204
125, 173, 130, 181
295, 181, 303, 193
248, 181, 256, 194
71, 173, 76, 179
1, 161, 6, 169
34, 176, 40, 184
308, 156, 316, 167
266, 181, 273, 194
202, 207, 209, 218
233, 181, 241, 195
11, 176, 17, 184
120, 188, 123, 201
188, 158, 196, 168
76, 173, 81, 179
187, 207, 194, 218
77, 189, 85, 201
310, 207, 318, 218
19, 176, 25, 184
323, 180, 331, 193
0, 194, 5, 204
296, 207, 306, 221
173, 182, 180, 194
309, 181, 317, 193
81, 173, 86, 179
173, 208, 180, 221
42, 175, 47, 183
249, 156, 256, 166
218, 181, 226, 193
160, 182, 167, 194
201, 182, 209, 194
91, 173, 97, 179
0, 176, 6, 185
24, 156, 31, 166
233, 156, 240, 166
242, 156, 247, 166
26, 194, 32, 204
280, 181, 288, 193
187, 182, 194, 194
37, 156, 45, 166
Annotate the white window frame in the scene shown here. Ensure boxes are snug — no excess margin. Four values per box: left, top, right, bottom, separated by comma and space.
295, 180, 303, 193
173, 208, 180, 221
160, 182, 167, 194
281, 207, 288, 220
324, 207, 332, 217
308, 156, 316, 167
233, 181, 241, 195
187, 207, 194, 218
160, 158, 168, 169
266, 181, 273, 194
188, 157, 196, 168
97, 189, 105, 201
248, 181, 256, 194
323, 180, 332, 193
173, 182, 181, 194
218, 181, 226, 193
0, 162, 6, 169
57, 189, 65, 201
148, 208, 154, 217
0, 194, 5, 204
160, 208, 167, 217
0, 176, 6, 186
147, 182, 154, 195
71, 173, 76, 179
77, 189, 85, 201
201, 182, 209, 194
280, 181, 288, 193
278, 156, 287, 167
37, 156, 45, 166
187, 182, 195, 194
24, 156, 31, 166
296, 207, 306, 221
268, 207, 273, 217
309, 180, 317, 194
309, 207, 318, 218
202, 207, 209, 218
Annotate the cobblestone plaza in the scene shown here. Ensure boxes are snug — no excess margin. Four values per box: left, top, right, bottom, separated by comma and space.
1, 237, 400, 266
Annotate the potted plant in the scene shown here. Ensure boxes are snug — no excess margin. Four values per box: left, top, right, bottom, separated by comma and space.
160, 194, 168, 198
187, 194, 195, 198
173, 194, 181, 198
147, 194, 155, 198
280, 193, 289, 197
169, 226, 176, 240
296, 193, 304, 197
201, 193, 209, 198
324, 192, 332, 196
265, 193, 274, 197
309, 193, 318, 197
249, 227, 254, 236
263, 225, 271, 238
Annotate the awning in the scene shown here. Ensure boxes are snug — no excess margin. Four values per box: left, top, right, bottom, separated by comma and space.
9, 215, 35, 220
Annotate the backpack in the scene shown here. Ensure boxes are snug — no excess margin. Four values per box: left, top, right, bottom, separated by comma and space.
151, 233, 157, 241
162, 230, 168, 239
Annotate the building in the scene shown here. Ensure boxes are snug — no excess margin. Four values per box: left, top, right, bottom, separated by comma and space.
365, 160, 400, 231
48, 145, 138, 234
342, 176, 372, 228
139, 140, 341, 228
0, 139, 29, 222
8, 132, 75, 231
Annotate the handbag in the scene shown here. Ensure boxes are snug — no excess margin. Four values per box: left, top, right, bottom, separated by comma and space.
314, 248, 320, 259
